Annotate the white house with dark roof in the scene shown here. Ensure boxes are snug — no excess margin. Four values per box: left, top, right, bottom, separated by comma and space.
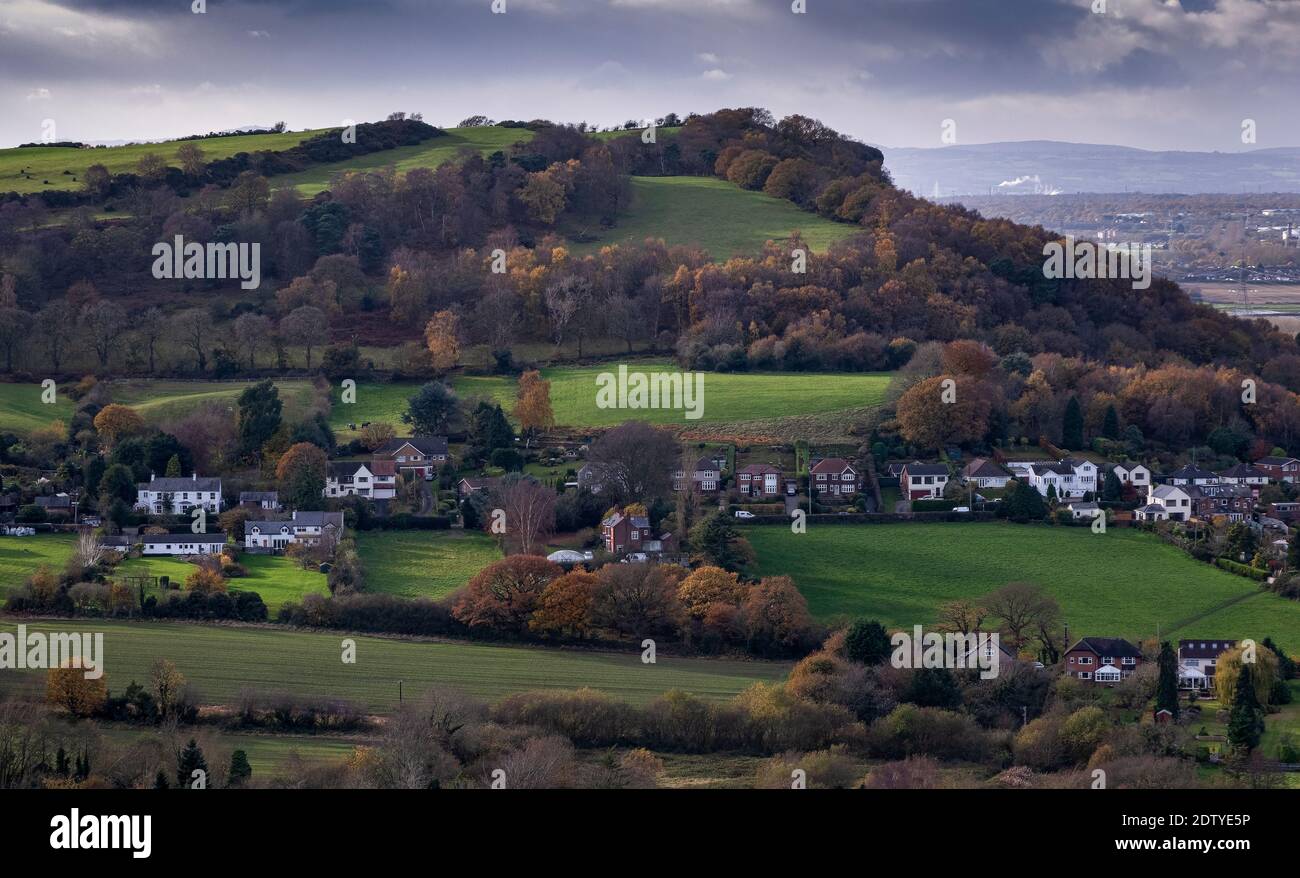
1177, 639, 1236, 689
244, 510, 344, 552
1107, 461, 1151, 490
135, 473, 222, 515
1024, 458, 1097, 499
325, 460, 397, 500
1218, 463, 1269, 489
1139, 483, 1192, 521
1166, 464, 1218, 487
900, 462, 947, 499
960, 458, 1012, 489
102, 532, 227, 556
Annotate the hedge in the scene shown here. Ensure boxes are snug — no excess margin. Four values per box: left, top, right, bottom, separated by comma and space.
1214, 557, 1270, 581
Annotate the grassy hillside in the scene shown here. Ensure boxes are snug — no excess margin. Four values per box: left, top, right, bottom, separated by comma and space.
273, 126, 534, 195
330, 366, 889, 437
0, 534, 76, 594
116, 554, 328, 613
568, 176, 863, 258
356, 530, 502, 599
0, 383, 75, 434
748, 523, 1300, 651
0, 129, 327, 195
0, 618, 790, 709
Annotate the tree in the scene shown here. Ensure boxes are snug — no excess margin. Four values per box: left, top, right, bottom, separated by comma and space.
164, 453, 183, 478
740, 576, 814, 654
529, 571, 597, 638
227, 171, 270, 215
233, 313, 273, 369
81, 300, 127, 368
452, 555, 563, 633
895, 375, 993, 451
590, 562, 685, 637
83, 163, 111, 199
150, 658, 185, 721
0, 305, 30, 372
1062, 396, 1084, 450
677, 566, 746, 618
46, 664, 107, 717
138, 307, 166, 374
359, 422, 397, 451
843, 619, 891, 665
177, 739, 208, 788
543, 275, 590, 349
1101, 404, 1120, 440
584, 421, 678, 504
1102, 469, 1123, 502
92, 404, 145, 448
170, 308, 211, 371
466, 399, 513, 463
1003, 480, 1047, 521
136, 152, 167, 184
514, 370, 554, 447
1216, 645, 1279, 707
423, 310, 460, 374
37, 301, 76, 371
276, 442, 328, 511
1155, 641, 1180, 719
1227, 663, 1264, 754
237, 380, 282, 460
1224, 522, 1258, 563
186, 566, 226, 595
491, 476, 556, 556
403, 382, 459, 435
982, 582, 1053, 650
281, 305, 329, 370
176, 142, 206, 176
688, 511, 754, 571
227, 750, 252, 787
98, 463, 137, 506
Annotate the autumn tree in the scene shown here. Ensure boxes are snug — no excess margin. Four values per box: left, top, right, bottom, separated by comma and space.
677, 566, 746, 618
47, 664, 108, 717
92, 404, 145, 448
227, 170, 270, 215
186, 566, 227, 595
276, 441, 328, 511
150, 658, 186, 721
529, 571, 598, 638
1216, 645, 1279, 707
424, 310, 460, 374
514, 370, 554, 447
896, 375, 994, 451
590, 562, 685, 637
176, 142, 206, 176
359, 422, 397, 451
451, 555, 562, 633
740, 576, 815, 654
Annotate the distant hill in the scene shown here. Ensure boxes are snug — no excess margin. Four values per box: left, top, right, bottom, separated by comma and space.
881, 140, 1300, 196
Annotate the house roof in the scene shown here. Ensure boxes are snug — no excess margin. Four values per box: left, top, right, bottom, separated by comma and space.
738, 464, 783, 476
1031, 462, 1073, 476
291, 510, 344, 527
1168, 465, 1217, 480
138, 475, 222, 492
377, 436, 448, 456
962, 458, 1010, 479
1068, 637, 1142, 658
1256, 456, 1300, 467
602, 513, 650, 529
1107, 460, 1147, 472
1135, 504, 1166, 514
239, 491, 278, 502
328, 460, 371, 478
811, 457, 857, 475
1178, 639, 1237, 659
1219, 463, 1266, 478
901, 461, 946, 476
1151, 484, 1187, 499
1068, 501, 1100, 510
369, 459, 396, 476
458, 476, 502, 491
693, 456, 718, 472
137, 532, 226, 544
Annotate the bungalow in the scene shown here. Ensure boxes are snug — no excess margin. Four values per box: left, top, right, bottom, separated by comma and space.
103, 532, 228, 556
900, 462, 947, 500
457, 476, 503, 498
737, 464, 784, 497
239, 491, 280, 511
1218, 463, 1269, 489
1067, 500, 1103, 520
135, 474, 222, 515
1255, 456, 1300, 483
1064, 637, 1142, 683
375, 436, 449, 479
674, 457, 721, 493
1107, 461, 1151, 490
325, 460, 397, 500
1166, 464, 1218, 487
961, 458, 1012, 489
811, 458, 861, 497
1133, 503, 1169, 522
244, 510, 344, 552
1140, 484, 1192, 521
1177, 639, 1236, 690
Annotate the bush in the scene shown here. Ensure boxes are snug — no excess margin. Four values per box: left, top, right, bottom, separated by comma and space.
867, 705, 996, 762
1215, 557, 1269, 580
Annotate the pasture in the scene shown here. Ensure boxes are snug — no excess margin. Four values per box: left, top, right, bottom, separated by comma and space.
747, 523, 1300, 651
0, 619, 791, 710
0, 534, 76, 595
355, 529, 501, 599
567, 176, 863, 258
116, 553, 329, 613
0, 129, 325, 195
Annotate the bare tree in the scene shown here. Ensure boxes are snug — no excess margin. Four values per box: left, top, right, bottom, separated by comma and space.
38, 301, 77, 371
491, 476, 556, 556
982, 582, 1056, 651
137, 307, 166, 374
543, 275, 590, 350
233, 312, 273, 369
280, 305, 329, 370
586, 421, 679, 505
80, 300, 127, 369
170, 308, 210, 372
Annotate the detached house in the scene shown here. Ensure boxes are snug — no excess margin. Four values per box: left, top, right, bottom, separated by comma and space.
1218, 463, 1269, 490
102, 532, 228, 556
375, 436, 449, 479
456, 476, 503, 498
1166, 464, 1218, 487
239, 491, 281, 511
1025, 458, 1097, 499
1254, 456, 1300, 483
1065, 637, 1143, 683
900, 462, 947, 500
136, 474, 222, 515
961, 458, 1012, 489
1186, 483, 1254, 521
674, 457, 720, 493
737, 464, 784, 497
1177, 639, 1236, 690
602, 511, 671, 555
244, 510, 344, 552
1107, 461, 1151, 490
811, 458, 861, 497
325, 460, 397, 500
1135, 484, 1191, 522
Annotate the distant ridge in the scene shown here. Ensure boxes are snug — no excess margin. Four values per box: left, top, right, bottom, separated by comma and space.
880, 140, 1300, 197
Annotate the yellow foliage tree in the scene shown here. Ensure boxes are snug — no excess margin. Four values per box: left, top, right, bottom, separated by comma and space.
47, 663, 107, 717
92, 404, 145, 447
424, 310, 460, 374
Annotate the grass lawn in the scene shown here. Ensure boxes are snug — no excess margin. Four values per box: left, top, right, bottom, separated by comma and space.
567, 176, 863, 259
0, 618, 790, 710
0, 534, 76, 596
0, 129, 327, 196
747, 523, 1300, 650
116, 553, 328, 613
355, 530, 501, 599
0, 383, 76, 434
272, 126, 533, 195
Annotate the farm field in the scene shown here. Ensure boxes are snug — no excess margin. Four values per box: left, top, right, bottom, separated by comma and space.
567, 176, 863, 258
0, 383, 75, 434
0, 129, 327, 195
747, 523, 1300, 651
116, 553, 328, 613
355, 530, 501, 599
0, 619, 791, 710
0, 534, 76, 595
272, 126, 534, 195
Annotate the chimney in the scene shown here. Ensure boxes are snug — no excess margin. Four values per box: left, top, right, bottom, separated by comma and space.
150, 473, 155, 482
193, 473, 197, 481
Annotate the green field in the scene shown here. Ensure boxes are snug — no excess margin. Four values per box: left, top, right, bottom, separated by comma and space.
0, 129, 326, 195
273, 126, 534, 195
0, 618, 790, 710
355, 530, 501, 599
117, 553, 328, 613
748, 523, 1300, 652
0, 383, 75, 433
0, 534, 76, 595
569, 176, 863, 258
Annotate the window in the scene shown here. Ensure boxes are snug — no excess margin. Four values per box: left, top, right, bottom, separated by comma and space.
1077, 656, 1093, 665
1079, 672, 1092, 680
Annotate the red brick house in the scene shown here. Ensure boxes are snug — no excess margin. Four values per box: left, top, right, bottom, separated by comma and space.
809, 458, 859, 496
737, 464, 784, 497
900, 462, 948, 500
601, 512, 675, 556
1064, 637, 1143, 684
375, 436, 449, 479
1255, 456, 1300, 483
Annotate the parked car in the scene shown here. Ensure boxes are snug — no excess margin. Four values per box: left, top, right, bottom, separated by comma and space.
734, 510, 755, 519
953, 506, 971, 513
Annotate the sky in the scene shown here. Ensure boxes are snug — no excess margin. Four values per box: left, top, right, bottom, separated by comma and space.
1, 0, 1298, 151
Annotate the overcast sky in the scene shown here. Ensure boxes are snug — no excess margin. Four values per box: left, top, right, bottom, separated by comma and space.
2, 0, 1297, 151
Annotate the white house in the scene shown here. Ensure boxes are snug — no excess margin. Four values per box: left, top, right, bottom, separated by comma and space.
103, 532, 227, 556
239, 491, 280, 510
1141, 484, 1192, 521
1177, 639, 1236, 690
1166, 465, 1218, 487
325, 460, 397, 500
1218, 464, 1269, 489
1067, 501, 1103, 520
900, 462, 948, 499
1107, 461, 1151, 490
961, 458, 1012, 489
1025, 458, 1096, 499
244, 510, 345, 552
135, 474, 222, 515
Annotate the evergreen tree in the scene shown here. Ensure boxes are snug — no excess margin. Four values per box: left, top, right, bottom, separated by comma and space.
1102, 469, 1124, 502
1263, 637, 1296, 680
1062, 396, 1084, 449
228, 750, 253, 787
687, 511, 752, 572
466, 400, 513, 463
236, 379, 282, 460
153, 770, 170, 790
904, 667, 963, 709
55, 746, 69, 777
1227, 663, 1264, 754
1003, 480, 1048, 521
176, 738, 208, 788
843, 619, 892, 666
164, 453, 182, 478
1101, 404, 1120, 440
1156, 641, 1180, 718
